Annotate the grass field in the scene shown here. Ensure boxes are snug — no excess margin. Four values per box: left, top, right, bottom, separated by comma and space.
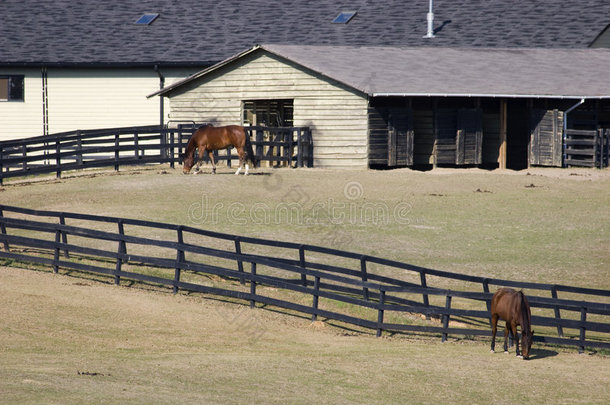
1, 165, 609, 403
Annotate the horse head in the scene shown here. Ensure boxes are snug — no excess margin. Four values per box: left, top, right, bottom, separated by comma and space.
181, 152, 194, 174
521, 329, 534, 360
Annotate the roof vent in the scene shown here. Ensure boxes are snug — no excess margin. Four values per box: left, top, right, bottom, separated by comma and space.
135, 13, 159, 25
423, 0, 435, 38
332, 11, 357, 24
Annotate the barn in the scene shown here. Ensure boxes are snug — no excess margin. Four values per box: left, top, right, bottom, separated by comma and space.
150, 45, 610, 169
3, 0, 610, 146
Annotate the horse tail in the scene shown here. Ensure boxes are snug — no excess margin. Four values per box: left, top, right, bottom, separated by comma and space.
244, 129, 258, 167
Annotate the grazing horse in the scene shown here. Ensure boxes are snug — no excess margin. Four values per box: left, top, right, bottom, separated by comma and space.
181, 125, 257, 175
490, 288, 534, 359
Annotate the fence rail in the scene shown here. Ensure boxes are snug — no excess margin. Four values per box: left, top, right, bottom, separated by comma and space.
0, 125, 313, 184
1, 204, 608, 353
564, 128, 610, 168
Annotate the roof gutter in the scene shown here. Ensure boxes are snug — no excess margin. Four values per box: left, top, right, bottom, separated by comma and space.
372, 93, 610, 100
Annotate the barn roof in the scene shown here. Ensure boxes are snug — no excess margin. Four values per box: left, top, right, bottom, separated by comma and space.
150, 45, 610, 99
2, 0, 610, 67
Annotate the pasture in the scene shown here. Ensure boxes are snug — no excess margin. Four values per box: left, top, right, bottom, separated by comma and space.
1, 165, 609, 403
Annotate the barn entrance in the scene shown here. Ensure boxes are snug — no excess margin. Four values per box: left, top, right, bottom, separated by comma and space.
505, 99, 530, 170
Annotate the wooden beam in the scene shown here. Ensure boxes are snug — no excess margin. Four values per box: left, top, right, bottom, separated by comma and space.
499, 99, 507, 169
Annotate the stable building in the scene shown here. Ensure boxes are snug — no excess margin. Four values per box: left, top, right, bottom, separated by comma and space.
150, 45, 610, 169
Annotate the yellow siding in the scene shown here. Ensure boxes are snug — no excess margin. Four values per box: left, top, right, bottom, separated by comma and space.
0, 67, 199, 141
0, 68, 43, 141
168, 52, 369, 168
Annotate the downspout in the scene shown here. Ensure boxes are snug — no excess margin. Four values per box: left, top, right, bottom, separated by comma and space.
153, 65, 165, 128
562, 98, 585, 167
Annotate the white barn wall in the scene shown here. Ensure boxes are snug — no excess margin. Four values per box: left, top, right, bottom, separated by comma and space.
0, 67, 199, 141
0, 68, 44, 141
167, 52, 369, 168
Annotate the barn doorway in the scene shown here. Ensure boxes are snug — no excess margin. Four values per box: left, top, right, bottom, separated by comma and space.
505, 99, 530, 170
242, 99, 293, 127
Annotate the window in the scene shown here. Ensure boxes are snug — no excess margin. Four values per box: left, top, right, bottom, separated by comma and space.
332, 11, 357, 24
135, 13, 159, 25
243, 100, 293, 127
0, 75, 24, 101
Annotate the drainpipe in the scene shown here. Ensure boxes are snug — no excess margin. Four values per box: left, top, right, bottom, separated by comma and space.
423, 0, 435, 38
562, 98, 585, 167
153, 65, 165, 128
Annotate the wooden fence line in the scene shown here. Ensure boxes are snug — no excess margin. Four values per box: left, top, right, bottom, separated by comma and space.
0, 124, 313, 184
1, 205, 608, 353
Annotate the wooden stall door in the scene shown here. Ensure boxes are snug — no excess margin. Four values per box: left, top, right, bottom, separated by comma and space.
529, 109, 563, 167
368, 107, 414, 167
456, 109, 483, 165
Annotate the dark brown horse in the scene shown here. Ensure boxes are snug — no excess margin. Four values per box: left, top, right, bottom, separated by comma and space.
490, 288, 534, 359
182, 125, 256, 175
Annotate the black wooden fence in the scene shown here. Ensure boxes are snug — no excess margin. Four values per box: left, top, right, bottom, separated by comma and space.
1, 205, 608, 353
564, 128, 610, 168
0, 124, 313, 184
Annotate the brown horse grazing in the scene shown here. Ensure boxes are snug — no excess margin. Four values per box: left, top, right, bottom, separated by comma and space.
181, 125, 257, 175
490, 288, 534, 359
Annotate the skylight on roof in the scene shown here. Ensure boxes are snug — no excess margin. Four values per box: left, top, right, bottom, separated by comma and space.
332, 11, 357, 24
135, 13, 159, 25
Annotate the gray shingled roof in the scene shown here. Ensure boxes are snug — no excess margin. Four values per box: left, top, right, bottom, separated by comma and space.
151, 45, 610, 99
2, 1, 610, 66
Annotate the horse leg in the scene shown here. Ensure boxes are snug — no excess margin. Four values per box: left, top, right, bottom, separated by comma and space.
193, 148, 205, 174
512, 322, 522, 358
235, 148, 244, 175
209, 150, 216, 174
491, 314, 498, 353
503, 323, 510, 354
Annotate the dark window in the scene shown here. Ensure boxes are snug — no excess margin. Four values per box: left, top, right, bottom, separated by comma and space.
243, 100, 293, 127
0, 75, 24, 101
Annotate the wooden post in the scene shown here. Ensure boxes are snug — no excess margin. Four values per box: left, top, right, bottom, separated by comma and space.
297, 129, 303, 167
174, 226, 185, 294
551, 287, 564, 337
0, 145, 3, 186
250, 262, 257, 308
235, 237, 245, 285
579, 307, 587, 354
59, 214, 69, 259
134, 132, 140, 160
114, 133, 120, 172
377, 289, 386, 337
442, 295, 452, 342
420, 271, 430, 319
55, 140, 61, 179
76, 131, 83, 166
299, 245, 307, 286
360, 256, 369, 301
53, 226, 61, 274
114, 220, 126, 285
499, 99, 507, 169
0, 207, 9, 251
312, 276, 320, 321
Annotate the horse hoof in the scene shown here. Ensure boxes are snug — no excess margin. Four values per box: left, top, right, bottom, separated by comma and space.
490, 350, 495, 353
504, 351, 509, 355
517, 355, 523, 359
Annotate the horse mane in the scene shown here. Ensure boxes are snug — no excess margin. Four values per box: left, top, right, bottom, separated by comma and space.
518, 291, 532, 334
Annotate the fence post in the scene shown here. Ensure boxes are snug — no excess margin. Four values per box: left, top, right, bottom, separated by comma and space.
169, 129, 175, 168
420, 271, 430, 319
0, 207, 9, 251
0, 145, 3, 186
76, 131, 83, 166
134, 132, 140, 160
377, 289, 386, 337
250, 262, 257, 308
55, 140, 61, 179
256, 129, 264, 163
59, 214, 69, 259
482, 279, 491, 313
579, 307, 587, 354
235, 236, 245, 284
442, 295, 452, 342
174, 226, 185, 294
299, 245, 307, 286
114, 220, 126, 285
53, 225, 61, 274
297, 129, 303, 168
114, 133, 120, 172
551, 286, 564, 337
360, 256, 369, 300
22, 144, 28, 172
312, 275, 320, 321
